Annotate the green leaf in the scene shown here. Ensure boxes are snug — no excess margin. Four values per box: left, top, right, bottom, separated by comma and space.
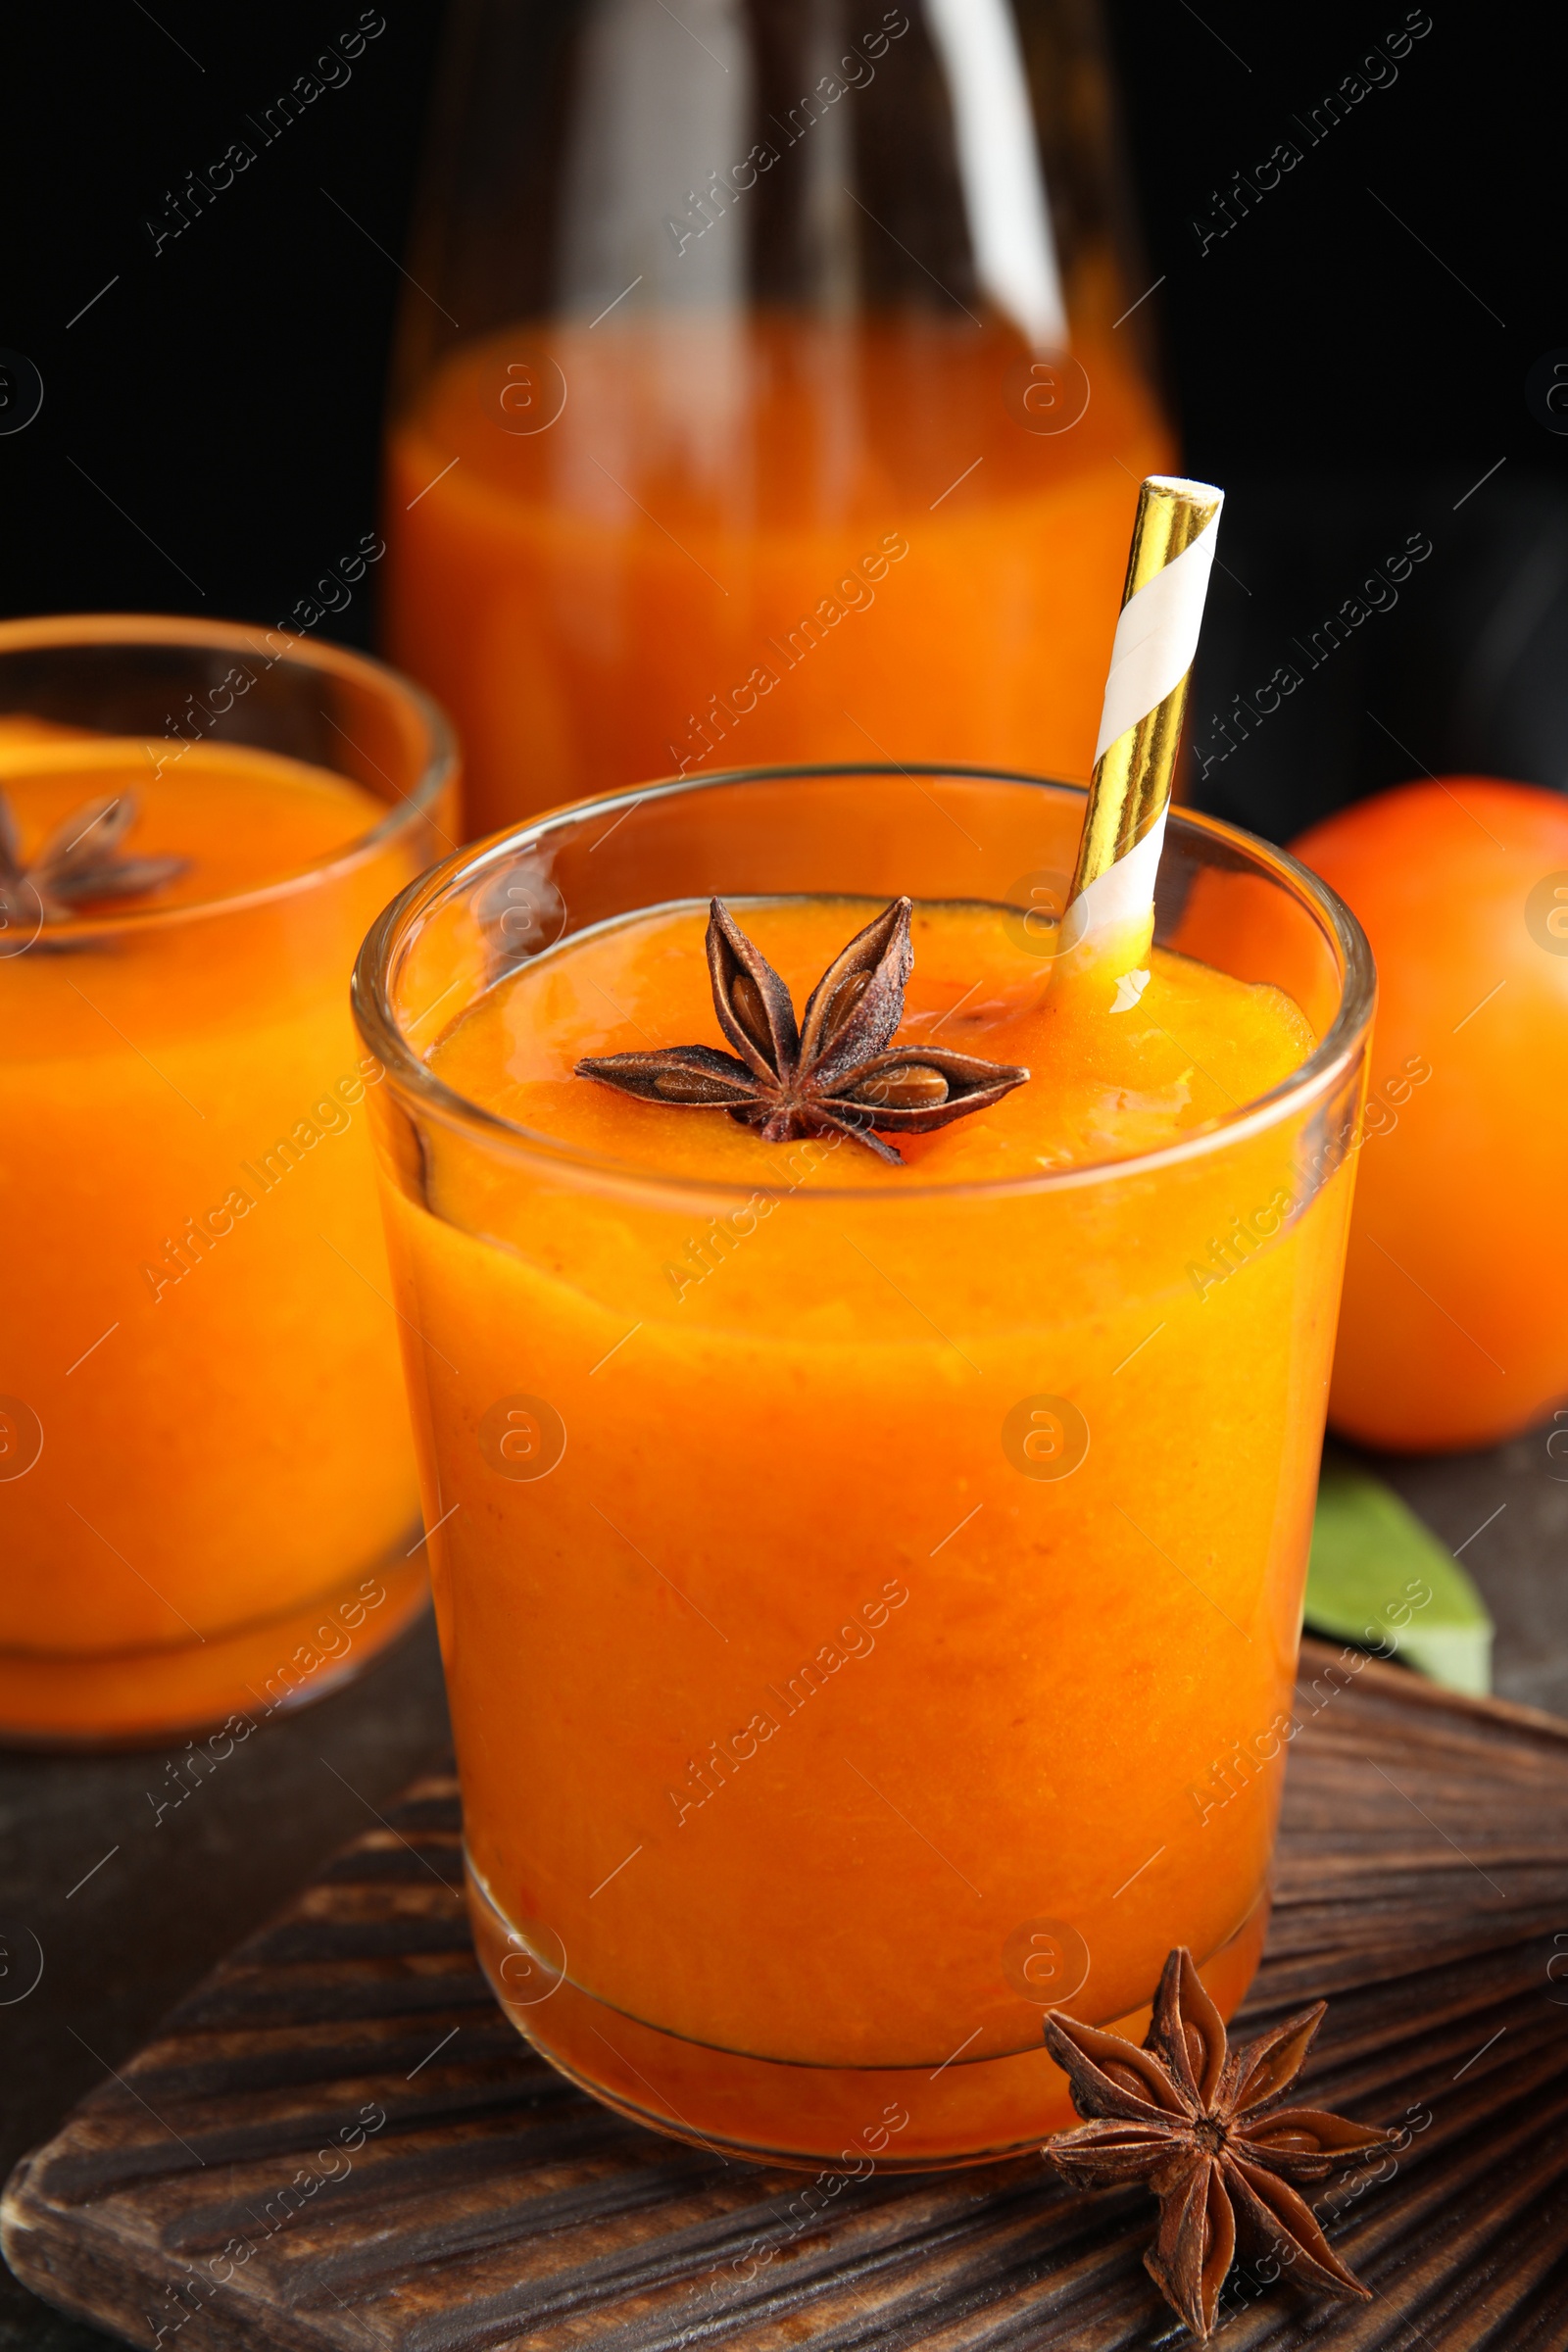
1305, 1462, 1494, 1696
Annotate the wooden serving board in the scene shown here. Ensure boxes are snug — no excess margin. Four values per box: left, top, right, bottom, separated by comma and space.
6, 1640, 1568, 2351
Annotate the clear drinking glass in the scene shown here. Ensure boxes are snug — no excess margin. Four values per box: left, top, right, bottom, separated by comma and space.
353, 763, 1373, 2168
382, 0, 1173, 831
0, 616, 457, 1744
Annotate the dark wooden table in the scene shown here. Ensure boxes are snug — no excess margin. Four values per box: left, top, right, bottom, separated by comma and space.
2, 1421, 1564, 2350
0, 1621, 452, 2351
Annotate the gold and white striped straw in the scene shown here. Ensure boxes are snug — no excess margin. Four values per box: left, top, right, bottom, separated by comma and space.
1057, 475, 1224, 987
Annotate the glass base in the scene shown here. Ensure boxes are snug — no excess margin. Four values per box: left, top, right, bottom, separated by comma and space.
468, 1861, 1271, 2170
0, 1540, 429, 1748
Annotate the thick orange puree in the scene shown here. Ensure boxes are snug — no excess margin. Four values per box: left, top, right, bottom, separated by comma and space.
433, 897, 1315, 1183
383, 894, 1342, 2163
0, 737, 392, 908
0, 743, 428, 1741
384, 316, 1171, 829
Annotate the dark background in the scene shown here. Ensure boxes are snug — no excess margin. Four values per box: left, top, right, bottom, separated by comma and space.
3, 1, 1565, 843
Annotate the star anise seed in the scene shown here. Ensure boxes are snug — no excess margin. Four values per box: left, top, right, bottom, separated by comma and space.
0, 784, 187, 927
575, 896, 1028, 1163
1044, 1946, 1398, 2342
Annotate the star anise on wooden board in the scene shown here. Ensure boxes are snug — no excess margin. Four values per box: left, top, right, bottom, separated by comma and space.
575, 896, 1029, 1163
0, 785, 186, 925
1044, 1946, 1398, 2341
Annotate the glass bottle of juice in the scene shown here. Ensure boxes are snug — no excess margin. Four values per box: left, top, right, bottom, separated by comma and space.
383, 0, 1173, 833
353, 763, 1373, 2168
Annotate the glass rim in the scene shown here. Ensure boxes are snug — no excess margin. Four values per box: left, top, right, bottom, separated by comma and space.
0, 612, 457, 937
352, 761, 1377, 1206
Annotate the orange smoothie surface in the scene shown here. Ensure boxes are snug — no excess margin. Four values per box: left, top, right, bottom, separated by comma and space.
429, 897, 1316, 1182
0, 732, 389, 909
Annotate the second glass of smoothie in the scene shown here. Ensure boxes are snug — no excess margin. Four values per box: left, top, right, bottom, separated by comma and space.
0, 617, 457, 1743
353, 763, 1372, 2167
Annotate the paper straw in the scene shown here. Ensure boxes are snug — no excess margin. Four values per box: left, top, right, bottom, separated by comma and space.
1057, 475, 1224, 985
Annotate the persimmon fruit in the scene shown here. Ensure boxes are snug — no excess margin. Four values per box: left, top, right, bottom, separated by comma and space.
1292, 777, 1568, 1453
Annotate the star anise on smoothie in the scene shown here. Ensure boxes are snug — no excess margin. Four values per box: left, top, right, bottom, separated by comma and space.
0, 785, 186, 925
575, 896, 1028, 1164
1045, 1947, 1397, 2341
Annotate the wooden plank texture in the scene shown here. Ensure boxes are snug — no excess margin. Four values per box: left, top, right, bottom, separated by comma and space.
5, 1641, 1568, 2350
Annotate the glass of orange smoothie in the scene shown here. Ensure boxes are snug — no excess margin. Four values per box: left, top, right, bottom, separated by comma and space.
383, 0, 1173, 831
0, 615, 457, 1744
353, 763, 1372, 2168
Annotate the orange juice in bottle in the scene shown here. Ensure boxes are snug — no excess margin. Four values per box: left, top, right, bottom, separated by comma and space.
383, 1, 1173, 827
